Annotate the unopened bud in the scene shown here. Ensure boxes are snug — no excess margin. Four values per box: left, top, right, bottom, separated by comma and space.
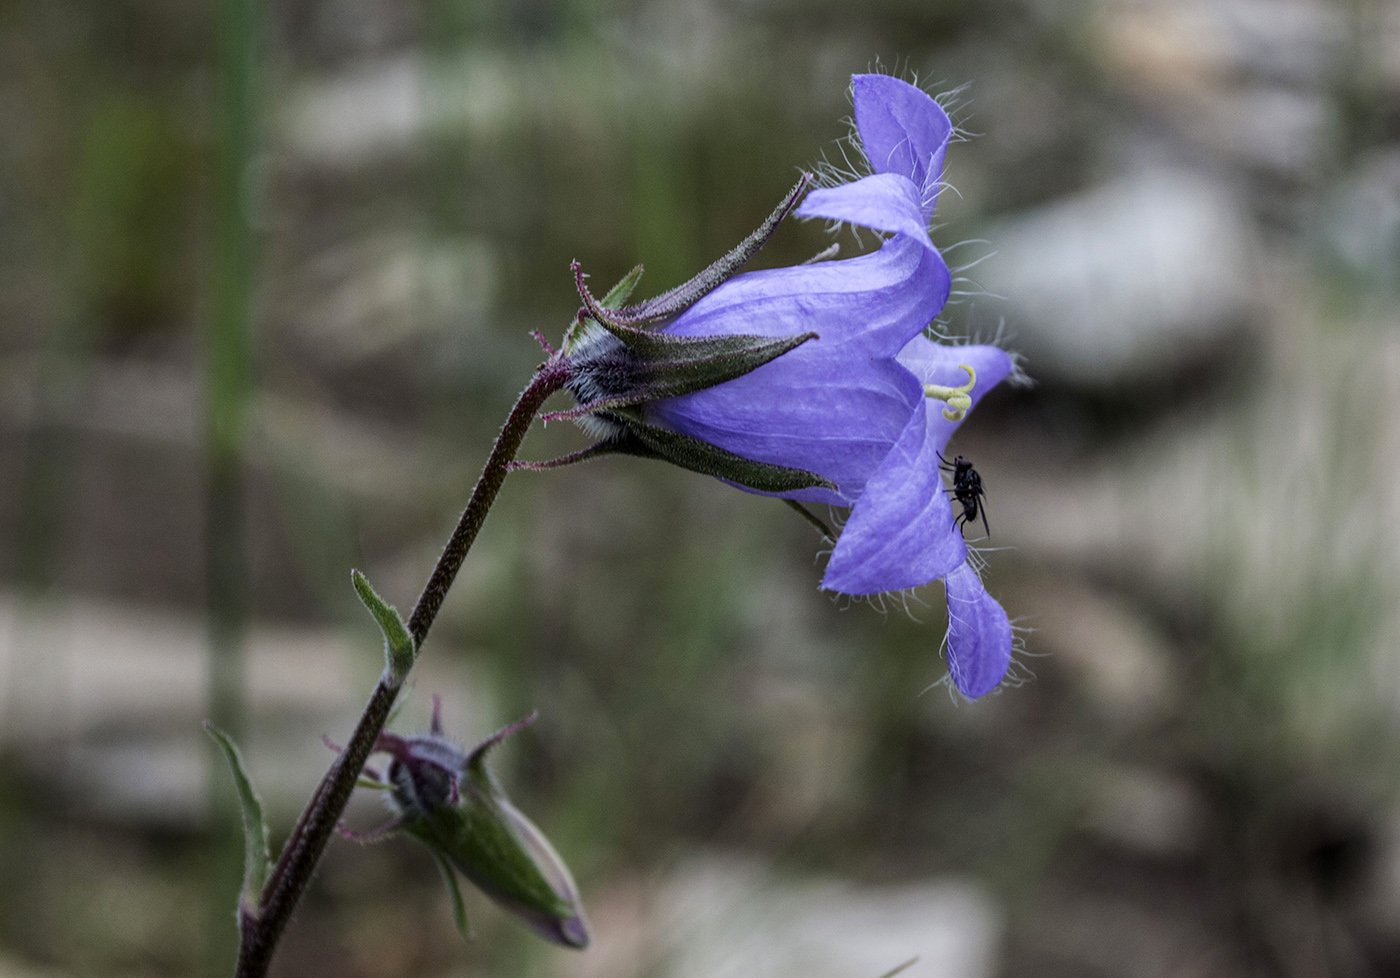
371, 711, 589, 949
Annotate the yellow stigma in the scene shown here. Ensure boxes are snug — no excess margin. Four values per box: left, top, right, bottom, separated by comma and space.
924, 365, 976, 421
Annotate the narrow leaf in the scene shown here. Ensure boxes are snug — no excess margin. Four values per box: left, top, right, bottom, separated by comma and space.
434, 853, 473, 942
204, 722, 271, 913
600, 264, 644, 309
352, 569, 415, 683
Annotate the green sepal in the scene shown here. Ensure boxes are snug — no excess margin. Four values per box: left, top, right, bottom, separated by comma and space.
352, 569, 415, 684
600, 264, 644, 310
565, 266, 648, 354
412, 788, 569, 914
586, 330, 820, 416
203, 722, 272, 916
587, 420, 837, 494
403, 784, 586, 947
433, 852, 473, 942
577, 174, 811, 328
396, 716, 589, 948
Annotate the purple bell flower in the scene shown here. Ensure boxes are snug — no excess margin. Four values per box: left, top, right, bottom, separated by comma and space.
562, 75, 1018, 698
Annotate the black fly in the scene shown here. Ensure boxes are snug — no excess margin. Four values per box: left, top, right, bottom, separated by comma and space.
938, 452, 989, 537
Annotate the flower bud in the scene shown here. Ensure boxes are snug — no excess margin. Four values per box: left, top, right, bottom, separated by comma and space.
373, 711, 589, 948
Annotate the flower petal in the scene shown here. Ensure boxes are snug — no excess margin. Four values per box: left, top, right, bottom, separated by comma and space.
852, 74, 953, 218
650, 235, 951, 504
896, 338, 1015, 454
649, 354, 923, 506
943, 561, 1012, 699
664, 233, 943, 358
796, 173, 934, 246
821, 396, 968, 593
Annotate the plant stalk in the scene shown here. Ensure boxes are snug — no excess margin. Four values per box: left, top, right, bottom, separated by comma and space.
233, 356, 569, 978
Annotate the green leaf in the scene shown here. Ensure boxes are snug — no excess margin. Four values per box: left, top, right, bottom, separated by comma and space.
600, 264, 644, 310
352, 569, 415, 683
204, 722, 271, 914
433, 853, 473, 942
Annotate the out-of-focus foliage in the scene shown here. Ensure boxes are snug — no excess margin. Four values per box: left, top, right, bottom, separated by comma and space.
2, 0, 1400, 976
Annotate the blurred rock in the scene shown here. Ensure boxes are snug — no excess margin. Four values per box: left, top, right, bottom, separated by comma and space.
278, 48, 612, 168
981, 169, 1257, 385
0, 356, 475, 615
0, 592, 492, 825
1320, 148, 1400, 295
306, 0, 416, 59
1199, 86, 1334, 177
1082, 765, 1208, 858
281, 55, 426, 166
744, 672, 863, 832
295, 230, 501, 367
1014, 887, 1218, 977
565, 858, 999, 978
1098, 0, 1343, 181
1018, 578, 1179, 727
1100, 0, 1343, 91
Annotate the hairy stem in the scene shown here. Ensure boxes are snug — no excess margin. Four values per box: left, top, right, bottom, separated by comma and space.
234, 357, 569, 978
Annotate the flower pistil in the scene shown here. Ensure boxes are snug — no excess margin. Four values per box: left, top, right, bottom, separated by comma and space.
923, 364, 977, 421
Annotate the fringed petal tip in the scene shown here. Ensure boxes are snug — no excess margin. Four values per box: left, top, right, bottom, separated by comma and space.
943, 561, 1012, 699
851, 74, 953, 216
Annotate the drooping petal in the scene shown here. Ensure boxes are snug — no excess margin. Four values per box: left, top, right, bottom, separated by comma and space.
821, 396, 968, 593
896, 337, 1015, 454
943, 561, 1012, 699
796, 173, 934, 247
851, 74, 953, 218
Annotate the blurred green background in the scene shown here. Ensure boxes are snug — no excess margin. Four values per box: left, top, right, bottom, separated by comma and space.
2, 0, 1400, 975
